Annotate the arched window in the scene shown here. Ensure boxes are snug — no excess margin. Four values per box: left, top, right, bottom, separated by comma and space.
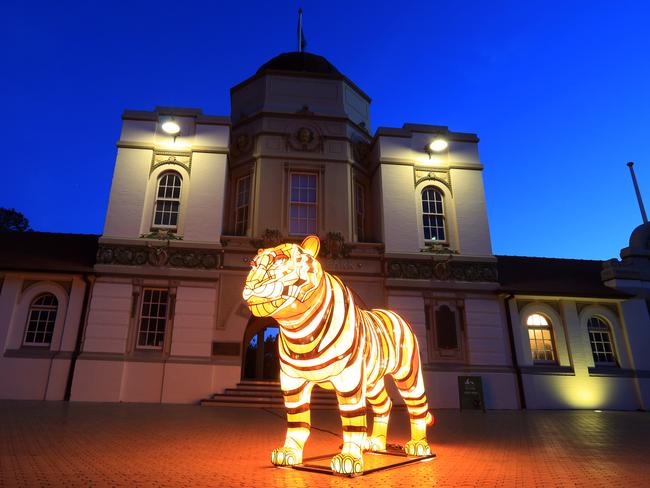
422, 187, 446, 241
23, 294, 58, 346
153, 172, 182, 229
587, 316, 617, 365
527, 313, 556, 363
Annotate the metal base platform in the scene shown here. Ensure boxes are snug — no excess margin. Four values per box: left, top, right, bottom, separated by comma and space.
289, 446, 437, 477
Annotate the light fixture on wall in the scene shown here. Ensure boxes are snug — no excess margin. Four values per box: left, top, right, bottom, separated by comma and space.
425, 137, 448, 158
160, 116, 181, 141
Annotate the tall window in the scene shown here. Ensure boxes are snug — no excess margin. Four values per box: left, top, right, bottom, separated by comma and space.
422, 187, 446, 241
354, 182, 365, 241
153, 172, 182, 229
289, 173, 317, 235
527, 313, 556, 362
588, 316, 617, 365
23, 294, 58, 346
425, 302, 464, 361
235, 174, 251, 236
137, 289, 169, 350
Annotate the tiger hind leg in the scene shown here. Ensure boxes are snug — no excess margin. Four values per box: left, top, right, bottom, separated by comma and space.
394, 357, 434, 456
364, 379, 392, 452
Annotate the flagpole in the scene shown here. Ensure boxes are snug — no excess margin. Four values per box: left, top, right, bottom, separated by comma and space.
298, 9, 303, 52
627, 161, 648, 224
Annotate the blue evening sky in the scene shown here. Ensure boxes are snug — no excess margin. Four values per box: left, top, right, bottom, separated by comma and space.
2, 1, 649, 260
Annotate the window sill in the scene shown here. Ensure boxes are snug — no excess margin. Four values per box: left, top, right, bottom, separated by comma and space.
588, 366, 630, 377
4, 348, 72, 359
520, 365, 575, 376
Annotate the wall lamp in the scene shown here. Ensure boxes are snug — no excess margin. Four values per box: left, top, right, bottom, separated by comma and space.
160, 116, 181, 141
425, 137, 448, 158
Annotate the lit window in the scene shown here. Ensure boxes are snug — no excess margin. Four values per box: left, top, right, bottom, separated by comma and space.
289, 173, 317, 235
527, 313, 556, 362
422, 187, 446, 241
354, 182, 365, 241
588, 316, 617, 365
153, 172, 182, 229
23, 294, 58, 346
137, 289, 169, 350
235, 174, 251, 236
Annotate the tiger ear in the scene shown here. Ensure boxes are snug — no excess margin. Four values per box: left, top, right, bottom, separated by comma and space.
300, 235, 320, 257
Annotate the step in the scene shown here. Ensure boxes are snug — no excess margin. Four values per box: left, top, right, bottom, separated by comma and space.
208, 392, 338, 403
223, 388, 335, 398
201, 398, 340, 409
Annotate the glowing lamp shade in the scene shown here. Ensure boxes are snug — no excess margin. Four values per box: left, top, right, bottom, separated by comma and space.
161, 119, 181, 135
242, 235, 434, 476
428, 138, 448, 152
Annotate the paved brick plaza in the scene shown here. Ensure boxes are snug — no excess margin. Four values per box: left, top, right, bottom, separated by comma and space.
0, 401, 648, 487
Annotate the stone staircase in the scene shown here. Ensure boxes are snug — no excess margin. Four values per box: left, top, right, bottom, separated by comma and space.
201, 380, 339, 409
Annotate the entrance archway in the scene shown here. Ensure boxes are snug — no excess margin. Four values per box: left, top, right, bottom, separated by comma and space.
242, 316, 280, 381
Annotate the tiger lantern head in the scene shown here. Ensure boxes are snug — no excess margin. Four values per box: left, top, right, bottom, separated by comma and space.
242, 235, 323, 319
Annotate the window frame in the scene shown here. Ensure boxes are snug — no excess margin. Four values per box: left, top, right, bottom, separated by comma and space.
288, 171, 318, 236
587, 316, 618, 367
152, 171, 182, 231
424, 300, 466, 363
354, 180, 366, 242
526, 313, 558, 364
421, 186, 447, 243
22, 293, 58, 347
234, 173, 252, 236
136, 288, 170, 351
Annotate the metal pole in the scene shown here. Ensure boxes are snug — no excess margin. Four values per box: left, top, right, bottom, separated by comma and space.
627, 161, 648, 224
298, 9, 303, 52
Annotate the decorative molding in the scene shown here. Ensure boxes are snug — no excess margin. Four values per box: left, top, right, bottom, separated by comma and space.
352, 140, 371, 163
283, 126, 324, 153
320, 232, 352, 259
230, 132, 253, 158
21, 279, 72, 294
250, 229, 285, 250
96, 243, 223, 270
415, 169, 452, 194
386, 259, 498, 282
140, 229, 183, 240
150, 154, 191, 175
420, 243, 458, 255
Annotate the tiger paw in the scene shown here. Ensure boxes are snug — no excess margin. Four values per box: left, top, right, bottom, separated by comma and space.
271, 447, 301, 466
404, 439, 431, 456
330, 453, 363, 475
363, 436, 386, 452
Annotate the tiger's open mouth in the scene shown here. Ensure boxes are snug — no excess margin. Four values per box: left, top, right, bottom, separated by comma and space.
242, 280, 283, 303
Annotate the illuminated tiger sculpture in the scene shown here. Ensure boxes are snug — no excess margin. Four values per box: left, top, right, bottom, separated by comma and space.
242, 235, 433, 475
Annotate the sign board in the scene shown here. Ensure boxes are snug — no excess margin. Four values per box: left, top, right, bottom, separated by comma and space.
458, 376, 485, 411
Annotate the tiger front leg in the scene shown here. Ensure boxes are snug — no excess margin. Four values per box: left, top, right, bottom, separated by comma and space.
331, 366, 366, 475
271, 373, 313, 467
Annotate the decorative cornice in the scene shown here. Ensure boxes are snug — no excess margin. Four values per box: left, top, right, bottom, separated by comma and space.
150, 155, 191, 176
386, 259, 498, 282
96, 243, 223, 270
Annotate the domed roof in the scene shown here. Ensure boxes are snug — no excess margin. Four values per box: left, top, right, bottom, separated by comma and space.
256, 52, 341, 76
629, 222, 650, 249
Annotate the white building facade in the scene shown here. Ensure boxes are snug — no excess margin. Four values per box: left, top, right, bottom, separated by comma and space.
1, 52, 648, 410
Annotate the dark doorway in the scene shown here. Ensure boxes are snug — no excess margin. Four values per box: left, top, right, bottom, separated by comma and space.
242, 316, 280, 380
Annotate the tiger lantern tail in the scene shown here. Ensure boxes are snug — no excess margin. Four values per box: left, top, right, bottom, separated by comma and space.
242, 235, 434, 475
